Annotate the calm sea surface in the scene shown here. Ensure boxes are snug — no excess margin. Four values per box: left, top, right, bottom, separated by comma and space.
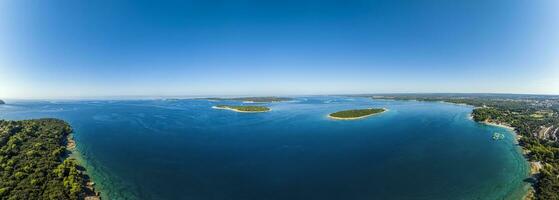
0, 97, 529, 200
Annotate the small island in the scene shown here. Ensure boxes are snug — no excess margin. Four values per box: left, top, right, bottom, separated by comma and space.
205, 97, 292, 103
328, 108, 386, 120
0, 100, 4, 104
212, 105, 271, 113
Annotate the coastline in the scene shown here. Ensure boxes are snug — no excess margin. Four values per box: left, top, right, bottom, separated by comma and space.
211, 106, 271, 113
481, 120, 515, 131
328, 108, 388, 120
391, 99, 536, 199
478, 119, 539, 173
469, 114, 537, 199
66, 134, 102, 200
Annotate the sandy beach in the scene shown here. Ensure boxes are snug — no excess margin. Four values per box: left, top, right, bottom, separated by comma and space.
482, 120, 515, 131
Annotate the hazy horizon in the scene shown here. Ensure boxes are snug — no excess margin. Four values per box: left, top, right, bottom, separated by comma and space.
1, 0, 558, 99
3, 92, 559, 101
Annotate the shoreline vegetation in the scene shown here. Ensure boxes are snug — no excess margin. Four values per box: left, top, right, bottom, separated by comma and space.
328, 108, 386, 120
370, 94, 559, 199
65, 135, 100, 200
0, 119, 100, 200
205, 97, 292, 103
478, 119, 540, 199
212, 105, 271, 113
480, 119, 543, 198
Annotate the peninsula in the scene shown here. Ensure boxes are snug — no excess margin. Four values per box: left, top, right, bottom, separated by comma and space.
328, 108, 386, 120
0, 119, 99, 199
213, 105, 271, 113
205, 97, 292, 103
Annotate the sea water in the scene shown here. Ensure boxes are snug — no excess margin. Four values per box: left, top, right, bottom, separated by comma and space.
0, 97, 529, 199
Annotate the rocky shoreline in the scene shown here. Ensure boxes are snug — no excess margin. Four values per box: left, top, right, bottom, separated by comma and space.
66, 134, 102, 200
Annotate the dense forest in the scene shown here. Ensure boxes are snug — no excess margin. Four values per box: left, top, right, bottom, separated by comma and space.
371, 94, 559, 200
0, 119, 97, 200
329, 108, 385, 119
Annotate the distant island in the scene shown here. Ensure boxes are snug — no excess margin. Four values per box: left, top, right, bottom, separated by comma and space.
0, 119, 99, 199
328, 108, 386, 120
0, 100, 4, 104
205, 97, 292, 103
212, 105, 271, 113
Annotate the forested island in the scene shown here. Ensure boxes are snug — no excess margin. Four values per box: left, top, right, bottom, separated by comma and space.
0, 100, 5, 104
213, 105, 271, 113
0, 119, 99, 200
369, 94, 559, 199
205, 97, 292, 103
328, 108, 386, 120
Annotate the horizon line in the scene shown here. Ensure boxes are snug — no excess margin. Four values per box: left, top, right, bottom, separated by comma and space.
3, 92, 559, 101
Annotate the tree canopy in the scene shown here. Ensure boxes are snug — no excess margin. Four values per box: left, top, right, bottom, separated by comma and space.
0, 119, 96, 200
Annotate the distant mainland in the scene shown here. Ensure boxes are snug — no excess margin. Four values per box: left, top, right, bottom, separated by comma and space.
205, 97, 292, 103
328, 108, 387, 120
212, 105, 271, 113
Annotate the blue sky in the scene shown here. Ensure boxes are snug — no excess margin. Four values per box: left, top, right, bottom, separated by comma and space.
1, 0, 558, 99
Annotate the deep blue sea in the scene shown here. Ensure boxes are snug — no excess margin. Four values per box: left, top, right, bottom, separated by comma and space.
0, 97, 529, 200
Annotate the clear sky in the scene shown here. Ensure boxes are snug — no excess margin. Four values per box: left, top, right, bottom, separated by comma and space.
1, 0, 558, 99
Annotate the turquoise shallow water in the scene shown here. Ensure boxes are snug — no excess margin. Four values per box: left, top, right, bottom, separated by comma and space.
0, 97, 529, 199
